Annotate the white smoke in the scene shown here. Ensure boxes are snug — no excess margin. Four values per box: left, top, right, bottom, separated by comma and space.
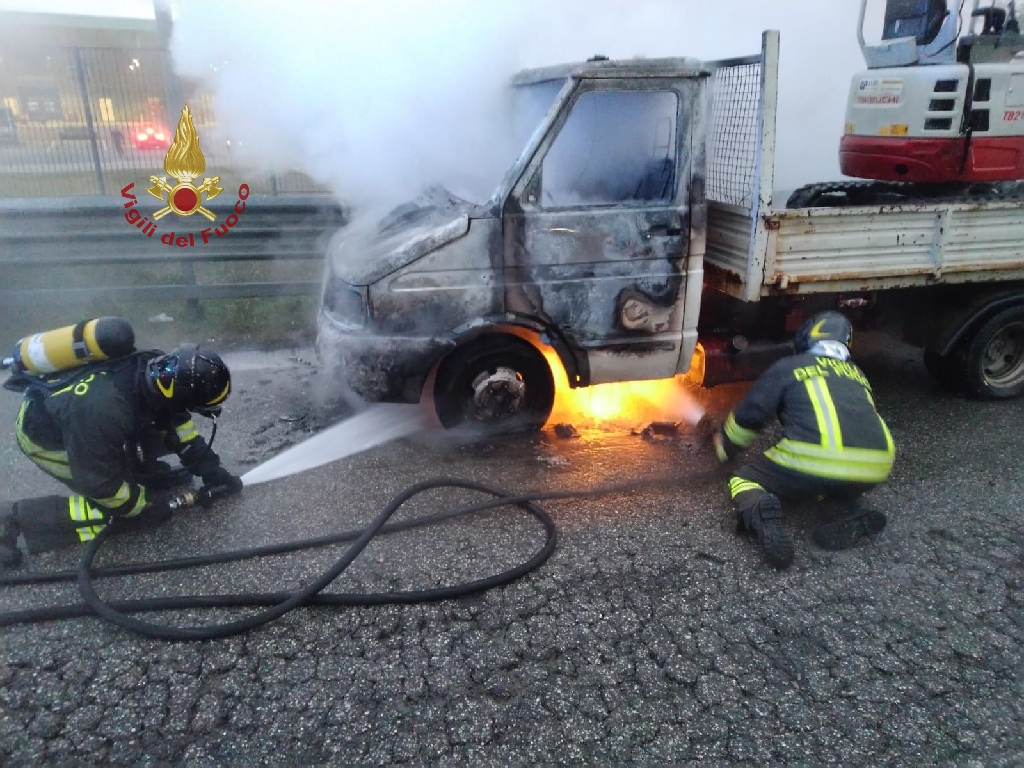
168, 0, 888, 206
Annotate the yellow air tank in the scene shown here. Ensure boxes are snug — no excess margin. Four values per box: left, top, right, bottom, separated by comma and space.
5, 317, 136, 375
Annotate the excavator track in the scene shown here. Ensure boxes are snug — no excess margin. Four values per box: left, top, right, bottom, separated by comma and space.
785, 180, 1024, 209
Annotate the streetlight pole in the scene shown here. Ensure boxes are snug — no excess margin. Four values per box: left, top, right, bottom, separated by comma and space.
73, 48, 106, 195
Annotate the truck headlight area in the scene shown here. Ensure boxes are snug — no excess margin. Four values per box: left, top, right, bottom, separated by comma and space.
322, 276, 367, 328
391, 214, 470, 263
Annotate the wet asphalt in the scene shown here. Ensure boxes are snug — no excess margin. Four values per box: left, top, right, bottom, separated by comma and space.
0, 335, 1021, 766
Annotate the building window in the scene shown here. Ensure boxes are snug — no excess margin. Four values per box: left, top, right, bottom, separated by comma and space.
98, 97, 115, 123
21, 88, 60, 122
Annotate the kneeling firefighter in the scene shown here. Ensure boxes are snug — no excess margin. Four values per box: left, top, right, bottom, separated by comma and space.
0, 318, 242, 568
713, 311, 895, 569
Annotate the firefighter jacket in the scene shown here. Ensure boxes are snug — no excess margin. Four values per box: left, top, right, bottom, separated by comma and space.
719, 350, 895, 483
14, 353, 223, 518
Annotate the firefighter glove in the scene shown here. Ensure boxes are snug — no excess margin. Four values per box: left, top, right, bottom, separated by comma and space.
200, 466, 243, 495
713, 429, 730, 463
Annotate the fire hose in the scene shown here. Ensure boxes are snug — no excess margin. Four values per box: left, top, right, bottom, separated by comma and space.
0, 468, 720, 641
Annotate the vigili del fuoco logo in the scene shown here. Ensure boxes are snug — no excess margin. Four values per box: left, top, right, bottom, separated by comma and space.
120, 105, 249, 247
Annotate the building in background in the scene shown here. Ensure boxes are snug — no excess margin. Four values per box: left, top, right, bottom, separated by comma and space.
0, 9, 233, 196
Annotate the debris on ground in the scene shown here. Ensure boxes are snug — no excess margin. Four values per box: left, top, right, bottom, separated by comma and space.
537, 454, 571, 467
553, 423, 579, 439
635, 421, 681, 443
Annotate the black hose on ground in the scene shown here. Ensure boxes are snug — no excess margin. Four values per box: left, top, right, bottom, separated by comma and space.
0, 471, 718, 640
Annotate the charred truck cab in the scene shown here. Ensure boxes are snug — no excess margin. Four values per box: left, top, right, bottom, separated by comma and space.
318, 56, 709, 431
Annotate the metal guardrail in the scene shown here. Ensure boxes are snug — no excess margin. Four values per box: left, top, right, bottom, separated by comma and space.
0, 195, 345, 306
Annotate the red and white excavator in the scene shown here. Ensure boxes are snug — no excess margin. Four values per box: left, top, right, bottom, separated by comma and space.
788, 0, 1024, 206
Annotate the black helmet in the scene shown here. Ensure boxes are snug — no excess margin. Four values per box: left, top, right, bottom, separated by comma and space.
794, 311, 853, 354
143, 344, 231, 415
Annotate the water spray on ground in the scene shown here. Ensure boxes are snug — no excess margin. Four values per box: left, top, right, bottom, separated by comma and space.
240, 403, 434, 486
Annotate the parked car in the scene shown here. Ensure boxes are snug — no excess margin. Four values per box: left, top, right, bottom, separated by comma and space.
131, 124, 170, 150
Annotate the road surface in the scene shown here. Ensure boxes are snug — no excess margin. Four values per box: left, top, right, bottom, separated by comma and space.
0, 337, 1021, 765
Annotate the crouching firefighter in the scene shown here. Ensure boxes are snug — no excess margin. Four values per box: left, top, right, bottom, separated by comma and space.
0, 340, 242, 569
713, 311, 896, 569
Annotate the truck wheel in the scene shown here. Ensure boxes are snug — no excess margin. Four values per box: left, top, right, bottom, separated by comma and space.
923, 349, 965, 393
960, 306, 1024, 399
434, 335, 555, 433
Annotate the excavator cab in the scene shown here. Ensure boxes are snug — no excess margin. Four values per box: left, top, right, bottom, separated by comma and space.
882, 0, 949, 46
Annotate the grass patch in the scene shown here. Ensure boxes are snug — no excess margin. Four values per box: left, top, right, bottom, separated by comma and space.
2, 255, 323, 354
0, 296, 319, 355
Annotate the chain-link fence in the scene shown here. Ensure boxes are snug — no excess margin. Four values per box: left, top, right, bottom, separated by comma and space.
0, 44, 327, 198
705, 56, 763, 208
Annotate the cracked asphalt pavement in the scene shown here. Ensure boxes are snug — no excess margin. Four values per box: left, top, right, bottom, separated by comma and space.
0, 335, 1021, 765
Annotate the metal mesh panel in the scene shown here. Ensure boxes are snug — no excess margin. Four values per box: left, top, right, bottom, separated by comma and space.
0, 45, 326, 197
706, 59, 762, 208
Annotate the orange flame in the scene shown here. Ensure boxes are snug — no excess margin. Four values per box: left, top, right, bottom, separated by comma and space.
164, 105, 206, 182
543, 349, 705, 431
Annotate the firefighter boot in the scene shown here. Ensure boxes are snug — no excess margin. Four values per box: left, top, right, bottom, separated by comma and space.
0, 501, 24, 569
813, 502, 887, 551
739, 494, 794, 570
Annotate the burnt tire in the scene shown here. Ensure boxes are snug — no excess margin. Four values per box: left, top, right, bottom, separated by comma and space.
433, 335, 555, 433
923, 348, 965, 393
958, 306, 1024, 400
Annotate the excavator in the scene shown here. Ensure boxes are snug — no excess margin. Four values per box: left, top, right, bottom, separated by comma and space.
788, 0, 1024, 207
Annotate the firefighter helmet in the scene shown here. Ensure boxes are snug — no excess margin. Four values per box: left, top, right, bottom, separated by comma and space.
143, 344, 231, 415
794, 311, 853, 354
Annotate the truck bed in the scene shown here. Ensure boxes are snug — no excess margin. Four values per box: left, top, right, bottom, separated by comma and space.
706, 198, 1024, 300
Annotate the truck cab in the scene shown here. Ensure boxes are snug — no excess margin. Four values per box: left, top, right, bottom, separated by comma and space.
317, 56, 708, 431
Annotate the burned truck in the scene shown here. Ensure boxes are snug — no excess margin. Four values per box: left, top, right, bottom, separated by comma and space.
319, 30, 1024, 432
318, 56, 708, 431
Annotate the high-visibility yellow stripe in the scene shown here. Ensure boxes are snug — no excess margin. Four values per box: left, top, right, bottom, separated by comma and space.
880, 416, 895, 454
803, 379, 830, 447
70, 496, 106, 541
175, 420, 199, 443
819, 378, 843, 449
123, 487, 147, 518
30, 456, 73, 480
70, 497, 92, 542
95, 481, 131, 508
68, 496, 82, 523
769, 438, 895, 462
728, 477, 764, 498
804, 378, 842, 449
207, 380, 230, 406
728, 477, 763, 492
16, 402, 74, 479
765, 439, 894, 483
724, 412, 757, 448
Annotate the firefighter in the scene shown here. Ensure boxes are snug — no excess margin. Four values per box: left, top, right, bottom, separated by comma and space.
0, 344, 242, 568
713, 311, 895, 569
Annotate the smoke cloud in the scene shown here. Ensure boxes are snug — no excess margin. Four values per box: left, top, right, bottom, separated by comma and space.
169, 0, 887, 207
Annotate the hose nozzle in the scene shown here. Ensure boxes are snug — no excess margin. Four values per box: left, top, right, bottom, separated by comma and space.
167, 484, 234, 511
168, 489, 206, 511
